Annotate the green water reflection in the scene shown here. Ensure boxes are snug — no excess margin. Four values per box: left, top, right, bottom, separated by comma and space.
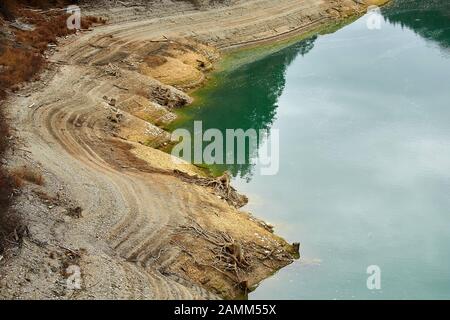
173, 0, 450, 299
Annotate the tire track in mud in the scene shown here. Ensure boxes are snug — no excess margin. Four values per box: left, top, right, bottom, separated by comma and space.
64, 0, 335, 63
22, 66, 199, 298
3, 0, 373, 299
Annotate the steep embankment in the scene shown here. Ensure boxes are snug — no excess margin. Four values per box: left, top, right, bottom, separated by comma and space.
0, 0, 388, 299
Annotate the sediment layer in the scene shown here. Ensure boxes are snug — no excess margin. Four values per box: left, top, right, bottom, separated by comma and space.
0, 0, 388, 299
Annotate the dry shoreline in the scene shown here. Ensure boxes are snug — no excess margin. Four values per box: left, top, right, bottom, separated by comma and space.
1, 0, 389, 300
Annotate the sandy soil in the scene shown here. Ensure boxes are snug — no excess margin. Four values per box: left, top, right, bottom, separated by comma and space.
0, 0, 388, 299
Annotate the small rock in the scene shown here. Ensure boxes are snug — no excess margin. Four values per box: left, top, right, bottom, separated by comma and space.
109, 98, 116, 107
67, 206, 83, 218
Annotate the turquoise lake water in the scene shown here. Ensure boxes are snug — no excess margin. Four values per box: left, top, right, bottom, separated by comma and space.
173, 0, 450, 299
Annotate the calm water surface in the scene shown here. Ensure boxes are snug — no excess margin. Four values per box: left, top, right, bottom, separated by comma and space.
173, 0, 450, 299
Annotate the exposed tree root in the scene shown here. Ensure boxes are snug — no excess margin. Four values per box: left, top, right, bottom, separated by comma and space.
173, 218, 294, 294
174, 170, 248, 208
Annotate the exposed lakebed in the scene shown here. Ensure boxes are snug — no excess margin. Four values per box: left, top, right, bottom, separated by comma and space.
172, 0, 450, 299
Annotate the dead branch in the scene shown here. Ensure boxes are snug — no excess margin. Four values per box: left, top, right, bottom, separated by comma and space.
173, 170, 248, 208
113, 84, 129, 91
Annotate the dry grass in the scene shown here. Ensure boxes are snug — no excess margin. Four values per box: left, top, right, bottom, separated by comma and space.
1, 1, 75, 21
0, 46, 44, 89
11, 166, 44, 186
0, 0, 104, 256
0, 0, 68, 252
0, 1, 104, 101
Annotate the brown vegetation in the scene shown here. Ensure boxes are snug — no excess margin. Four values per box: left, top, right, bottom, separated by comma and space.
11, 166, 44, 186
174, 170, 249, 208
0, 0, 104, 257
0, 0, 104, 102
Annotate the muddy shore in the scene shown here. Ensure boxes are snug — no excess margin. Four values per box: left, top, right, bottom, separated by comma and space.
0, 0, 389, 299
